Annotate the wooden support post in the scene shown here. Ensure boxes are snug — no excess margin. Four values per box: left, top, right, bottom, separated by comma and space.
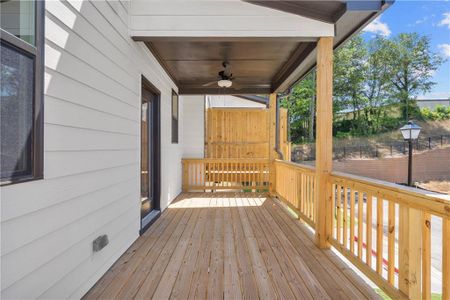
314, 37, 333, 249
269, 93, 279, 196
398, 206, 422, 299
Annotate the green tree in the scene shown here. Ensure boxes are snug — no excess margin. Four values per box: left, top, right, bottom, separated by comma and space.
362, 36, 394, 133
280, 72, 314, 143
333, 35, 368, 133
384, 33, 444, 120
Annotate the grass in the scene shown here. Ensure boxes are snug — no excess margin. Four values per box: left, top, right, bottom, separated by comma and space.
375, 289, 442, 300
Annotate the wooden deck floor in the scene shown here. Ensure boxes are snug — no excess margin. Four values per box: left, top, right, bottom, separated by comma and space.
84, 193, 380, 300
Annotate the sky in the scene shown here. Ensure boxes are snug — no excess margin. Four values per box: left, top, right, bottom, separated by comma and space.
361, 0, 450, 99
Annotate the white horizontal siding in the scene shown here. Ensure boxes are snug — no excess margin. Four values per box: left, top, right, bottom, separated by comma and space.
206, 95, 266, 108
1, 0, 182, 299
181, 95, 205, 158
130, 0, 334, 37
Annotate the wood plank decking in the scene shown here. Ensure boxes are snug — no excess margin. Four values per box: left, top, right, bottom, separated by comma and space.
83, 193, 380, 300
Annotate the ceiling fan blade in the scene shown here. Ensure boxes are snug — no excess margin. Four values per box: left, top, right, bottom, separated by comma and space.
231, 81, 239, 88
202, 81, 217, 87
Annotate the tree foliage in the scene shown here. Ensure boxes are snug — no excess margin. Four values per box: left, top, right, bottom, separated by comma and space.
284, 32, 445, 143
384, 33, 444, 120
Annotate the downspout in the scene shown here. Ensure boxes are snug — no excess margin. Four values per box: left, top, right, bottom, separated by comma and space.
275, 89, 292, 161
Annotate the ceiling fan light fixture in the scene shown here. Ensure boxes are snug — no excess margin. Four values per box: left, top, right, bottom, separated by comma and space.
218, 79, 232, 88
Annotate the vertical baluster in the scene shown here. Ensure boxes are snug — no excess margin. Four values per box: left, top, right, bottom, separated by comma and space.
237, 161, 240, 188
195, 162, 199, 189
312, 176, 315, 222
300, 173, 304, 215
336, 185, 342, 243
376, 196, 384, 275
258, 162, 262, 189
234, 161, 237, 186
296, 170, 300, 211
310, 176, 314, 220
304, 174, 308, 216
358, 191, 363, 259
350, 189, 355, 254
214, 161, 217, 190
222, 160, 224, 188
308, 176, 312, 219
443, 217, 450, 300
422, 212, 431, 300
366, 193, 373, 267
331, 183, 336, 239
387, 201, 395, 284
343, 185, 348, 248
246, 162, 249, 188
225, 161, 228, 188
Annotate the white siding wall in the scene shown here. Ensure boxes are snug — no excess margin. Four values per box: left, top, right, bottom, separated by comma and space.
130, 0, 334, 38
0, 1, 183, 298
181, 95, 205, 158
206, 95, 266, 108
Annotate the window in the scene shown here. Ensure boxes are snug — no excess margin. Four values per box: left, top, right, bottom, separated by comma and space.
1, 0, 44, 184
171, 90, 179, 144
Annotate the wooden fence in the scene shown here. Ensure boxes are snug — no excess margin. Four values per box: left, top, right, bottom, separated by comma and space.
181, 157, 449, 299
182, 158, 270, 192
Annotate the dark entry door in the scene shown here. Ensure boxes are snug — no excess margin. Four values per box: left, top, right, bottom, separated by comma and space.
141, 85, 160, 232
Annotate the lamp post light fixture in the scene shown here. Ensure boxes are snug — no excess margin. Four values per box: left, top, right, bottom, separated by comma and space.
400, 121, 422, 186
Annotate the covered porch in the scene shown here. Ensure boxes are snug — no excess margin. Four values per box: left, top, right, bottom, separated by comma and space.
96, 1, 449, 299
84, 193, 379, 299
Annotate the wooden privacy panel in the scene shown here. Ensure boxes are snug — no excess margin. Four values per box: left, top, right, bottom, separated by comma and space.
206, 108, 269, 159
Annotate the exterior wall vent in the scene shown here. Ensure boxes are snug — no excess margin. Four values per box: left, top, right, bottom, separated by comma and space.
93, 234, 109, 252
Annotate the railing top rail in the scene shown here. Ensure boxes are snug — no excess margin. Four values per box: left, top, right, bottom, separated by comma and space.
207, 107, 267, 111
274, 159, 316, 172
332, 170, 450, 217
182, 158, 270, 163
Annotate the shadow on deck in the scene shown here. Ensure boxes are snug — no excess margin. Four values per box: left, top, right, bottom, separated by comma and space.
83, 193, 380, 299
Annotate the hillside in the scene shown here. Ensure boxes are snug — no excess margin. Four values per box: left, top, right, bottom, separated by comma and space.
332, 119, 450, 148
292, 120, 450, 161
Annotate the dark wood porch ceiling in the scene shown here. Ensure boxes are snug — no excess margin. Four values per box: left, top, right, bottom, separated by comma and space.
145, 39, 315, 95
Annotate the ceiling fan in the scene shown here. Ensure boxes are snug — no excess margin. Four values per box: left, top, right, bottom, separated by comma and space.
202, 62, 235, 88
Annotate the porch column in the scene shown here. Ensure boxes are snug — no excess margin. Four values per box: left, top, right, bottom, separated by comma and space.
314, 37, 333, 249
269, 93, 278, 196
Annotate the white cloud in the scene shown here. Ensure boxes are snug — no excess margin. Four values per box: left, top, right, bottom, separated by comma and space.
415, 16, 429, 25
439, 12, 450, 29
362, 18, 391, 37
438, 43, 450, 58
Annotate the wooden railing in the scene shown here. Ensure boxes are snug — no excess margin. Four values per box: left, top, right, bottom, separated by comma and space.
272, 159, 450, 299
330, 171, 450, 299
273, 160, 316, 227
182, 158, 270, 192
181, 157, 450, 299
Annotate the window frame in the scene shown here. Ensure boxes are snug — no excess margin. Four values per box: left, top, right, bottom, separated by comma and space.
0, 0, 45, 185
171, 90, 179, 144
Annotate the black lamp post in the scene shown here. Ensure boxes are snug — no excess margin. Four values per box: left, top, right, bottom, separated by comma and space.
400, 121, 422, 186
